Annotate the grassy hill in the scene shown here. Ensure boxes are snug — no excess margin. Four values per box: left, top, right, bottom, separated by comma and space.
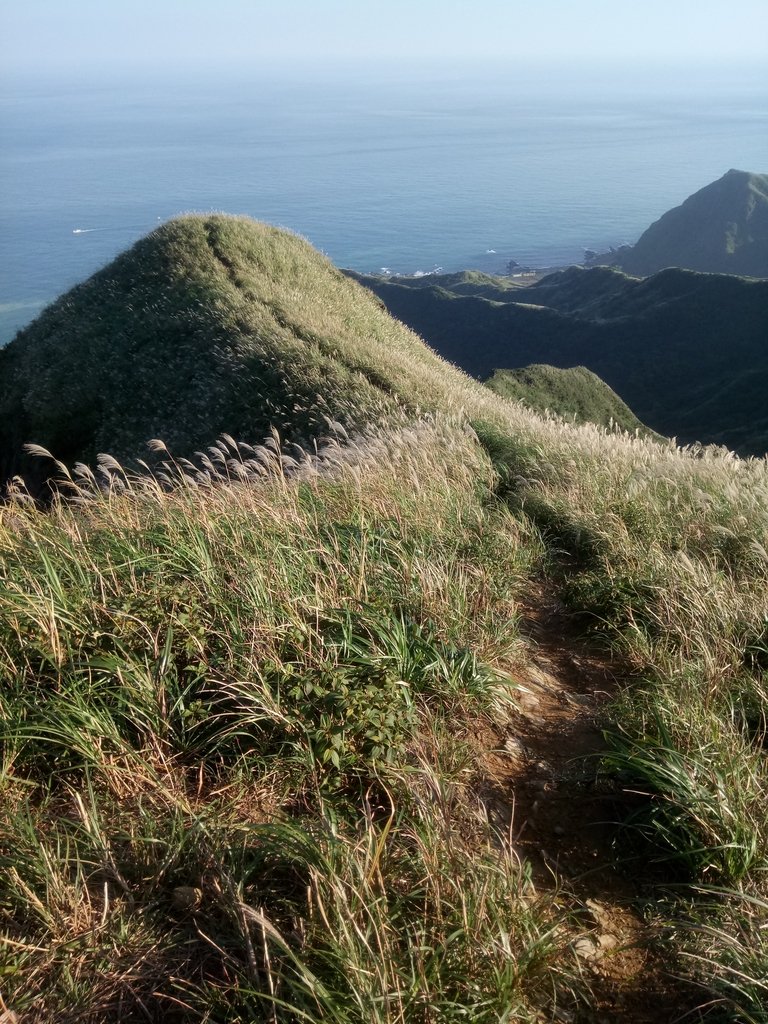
0, 216, 503, 489
485, 364, 652, 435
616, 169, 768, 278
1, 218, 768, 1022
349, 264, 768, 455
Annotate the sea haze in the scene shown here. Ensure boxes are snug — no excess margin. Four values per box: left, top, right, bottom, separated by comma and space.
1, 60, 766, 345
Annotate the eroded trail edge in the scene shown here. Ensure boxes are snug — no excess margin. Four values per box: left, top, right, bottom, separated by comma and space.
479, 587, 705, 1024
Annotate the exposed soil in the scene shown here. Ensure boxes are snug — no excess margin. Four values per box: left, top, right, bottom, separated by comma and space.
479, 587, 708, 1023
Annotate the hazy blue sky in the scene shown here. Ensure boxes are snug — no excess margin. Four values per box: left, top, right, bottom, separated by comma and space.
3, 0, 767, 74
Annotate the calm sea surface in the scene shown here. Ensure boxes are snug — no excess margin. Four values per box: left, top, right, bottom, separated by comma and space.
1, 62, 766, 345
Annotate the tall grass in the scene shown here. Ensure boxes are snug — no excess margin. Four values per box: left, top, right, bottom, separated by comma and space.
3, 384, 768, 1018
0, 418, 568, 1022
484, 412, 768, 1019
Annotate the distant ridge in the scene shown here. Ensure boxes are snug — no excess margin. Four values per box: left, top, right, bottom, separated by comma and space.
349, 264, 768, 455
616, 169, 768, 278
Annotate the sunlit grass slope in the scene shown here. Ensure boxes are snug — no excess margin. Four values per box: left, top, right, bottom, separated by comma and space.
1, 217, 768, 1021
3, 412, 768, 1020
1, 421, 568, 1022
0, 215, 501, 485
485, 364, 653, 435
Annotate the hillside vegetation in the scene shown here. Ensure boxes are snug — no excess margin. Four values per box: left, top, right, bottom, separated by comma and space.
350, 264, 768, 455
616, 169, 768, 278
0, 217, 498, 488
485, 364, 652, 435
1, 217, 768, 1023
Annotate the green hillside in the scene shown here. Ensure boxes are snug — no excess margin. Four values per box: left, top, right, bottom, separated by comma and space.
616, 169, 768, 277
349, 264, 768, 455
0, 216, 497, 488
2, 218, 768, 1023
485, 364, 652, 434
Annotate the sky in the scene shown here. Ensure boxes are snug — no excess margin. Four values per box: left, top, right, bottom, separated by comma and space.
2, 0, 767, 76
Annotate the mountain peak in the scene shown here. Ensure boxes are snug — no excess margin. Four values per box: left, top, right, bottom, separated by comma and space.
617, 169, 768, 277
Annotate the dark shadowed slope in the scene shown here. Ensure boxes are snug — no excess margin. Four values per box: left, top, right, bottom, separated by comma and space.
349, 265, 768, 454
616, 169, 768, 278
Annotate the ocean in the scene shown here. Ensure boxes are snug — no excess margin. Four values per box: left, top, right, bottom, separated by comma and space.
1, 61, 766, 345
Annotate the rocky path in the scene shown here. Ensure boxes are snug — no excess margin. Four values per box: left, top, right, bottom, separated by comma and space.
481, 588, 706, 1023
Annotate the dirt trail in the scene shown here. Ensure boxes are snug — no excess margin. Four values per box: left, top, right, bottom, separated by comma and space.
481, 587, 706, 1023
